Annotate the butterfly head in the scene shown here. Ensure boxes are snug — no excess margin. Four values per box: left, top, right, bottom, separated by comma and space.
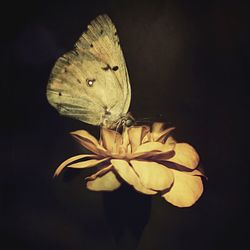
103, 112, 135, 130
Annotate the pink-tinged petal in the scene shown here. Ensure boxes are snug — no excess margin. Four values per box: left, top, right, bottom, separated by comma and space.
127, 126, 150, 152
86, 171, 121, 191
70, 130, 107, 156
85, 164, 113, 181
168, 143, 199, 169
54, 154, 99, 177
67, 157, 109, 169
162, 169, 203, 207
111, 159, 157, 195
130, 160, 174, 191
100, 128, 122, 153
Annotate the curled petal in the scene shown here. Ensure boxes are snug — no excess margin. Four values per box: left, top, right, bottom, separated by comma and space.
86, 171, 121, 191
85, 164, 113, 181
184, 168, 208, 180
70, 130, 107, 156
157, 127, 175, 143
152, 125, 176, 143
130, 160, 174, 191
128, 126, 150, 152
111, 159, 157, 195
67, 157, 109, 169
162, 169, 203, 207
54, 154, 99, 177
185, 168, 205, 177
168, 143, 199, 169
100, 128, 123, 154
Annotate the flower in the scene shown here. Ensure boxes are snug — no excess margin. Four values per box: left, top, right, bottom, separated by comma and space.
54, 123, 204, 207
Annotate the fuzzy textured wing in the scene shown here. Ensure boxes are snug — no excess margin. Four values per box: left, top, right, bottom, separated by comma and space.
47, 14, 131, 126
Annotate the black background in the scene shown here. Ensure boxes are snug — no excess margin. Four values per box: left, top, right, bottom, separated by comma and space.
3, 0, 249, 249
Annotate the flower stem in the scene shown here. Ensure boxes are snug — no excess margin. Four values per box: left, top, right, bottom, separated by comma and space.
102, 183, 152, 250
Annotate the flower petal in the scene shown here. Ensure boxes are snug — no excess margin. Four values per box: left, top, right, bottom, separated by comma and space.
135, 141, 174, 154
156, 127, 175, 143
111, 159, 157, 195
67, 157, 109, 169
185, 168, 205, 177
85, 164, 113, 181
151, 123, 175, 142
168, 143, 199, 169
86, 171, 121, 191
151, 122, 165, 133
141, 131, 151, 144
162, 169, 203, 207
70, 130, 107, 156
130, 160, 174, 191
148, 150, 175, 161
121, 127, 133, 154
128, 126, 150, 152
100, 128, 123, 154
54, 154, 99, 177
184, 168, 208, 180
165, 136, 176, 145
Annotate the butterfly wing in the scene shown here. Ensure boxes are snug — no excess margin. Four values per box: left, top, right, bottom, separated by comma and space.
47, 15, 131, 127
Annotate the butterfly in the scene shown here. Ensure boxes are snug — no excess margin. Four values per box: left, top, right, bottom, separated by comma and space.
47, 14, 133, 129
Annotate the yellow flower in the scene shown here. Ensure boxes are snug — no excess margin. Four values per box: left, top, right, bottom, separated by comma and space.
54, 123, 204, 207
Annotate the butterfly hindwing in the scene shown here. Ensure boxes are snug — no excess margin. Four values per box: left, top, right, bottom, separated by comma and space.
47, 15, 131, 127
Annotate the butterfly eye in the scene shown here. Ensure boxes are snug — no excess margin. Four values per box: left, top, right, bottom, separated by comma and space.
86, 79, 95, 87
125, 119, 134, 127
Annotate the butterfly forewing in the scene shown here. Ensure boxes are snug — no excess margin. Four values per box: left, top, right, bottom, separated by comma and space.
47, 14, 131, 127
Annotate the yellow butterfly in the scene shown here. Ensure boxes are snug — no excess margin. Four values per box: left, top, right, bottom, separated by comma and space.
47, 15, 133, 129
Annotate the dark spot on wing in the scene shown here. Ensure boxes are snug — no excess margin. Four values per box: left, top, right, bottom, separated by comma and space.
90, 44, 93, 48
102, 64, 111, 71
77, 79, 81, 84
59, 92, 62, 96
112, 66, 119, 71
100, 30, 103, 34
